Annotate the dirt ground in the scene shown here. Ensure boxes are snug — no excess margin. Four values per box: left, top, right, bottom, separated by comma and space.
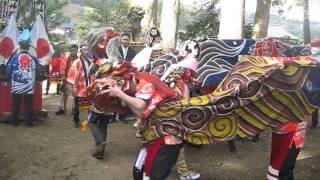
0, 84, 320, 180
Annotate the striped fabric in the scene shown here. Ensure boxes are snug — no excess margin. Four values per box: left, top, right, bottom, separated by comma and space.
137, 38, 315, 144
196, 38, 310, 88
143, 55, 319, 144
78, 96, 93, 112
267, 165, 279, 180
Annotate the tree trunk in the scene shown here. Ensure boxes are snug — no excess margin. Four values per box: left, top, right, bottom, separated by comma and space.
152, 0, 158, 26
218, 0, 245, 39
303, 0, 311, 44
160, 0, 180, 50
241, 0, 245, 38
252, 0, 271, 39
140, 0, 158, 32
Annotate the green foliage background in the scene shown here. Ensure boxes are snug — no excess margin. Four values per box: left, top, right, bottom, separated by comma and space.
74, 0, 130, 41
1, 0, 320, 46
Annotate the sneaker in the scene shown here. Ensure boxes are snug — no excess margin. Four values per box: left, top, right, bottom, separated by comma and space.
180, 171, 200, 180
92, 143, 106, 160
133, 121, 139, 128
55, 109, 65, 115
135, 131, 143, 138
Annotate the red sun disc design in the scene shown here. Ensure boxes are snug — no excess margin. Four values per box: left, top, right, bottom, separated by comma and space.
0, 37, 14, 58
37, 38, 50, 58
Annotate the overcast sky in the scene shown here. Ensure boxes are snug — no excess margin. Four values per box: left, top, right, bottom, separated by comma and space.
246, 0, 320, 22
182, 0, 320, 22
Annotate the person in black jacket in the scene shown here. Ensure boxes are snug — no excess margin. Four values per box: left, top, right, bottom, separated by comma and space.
118, 33, 136, 62
116, 33, 137, 122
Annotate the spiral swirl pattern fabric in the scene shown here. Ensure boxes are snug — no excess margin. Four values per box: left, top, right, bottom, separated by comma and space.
144, 55, 319, 144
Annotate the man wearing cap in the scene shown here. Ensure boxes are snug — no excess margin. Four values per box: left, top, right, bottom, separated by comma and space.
66, 43, 91, 128
5, 29, 40, 126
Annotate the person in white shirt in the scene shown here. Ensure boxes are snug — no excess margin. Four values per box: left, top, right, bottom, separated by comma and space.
132, 27, 201, 180
131, 27, 163, 68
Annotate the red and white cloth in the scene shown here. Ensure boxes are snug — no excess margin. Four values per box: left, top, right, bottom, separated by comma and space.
266, 121, 307, 180
0, 14, 19, 64
49, 57, 62, 76
60, 55, 77, 83
272, 121, 307, 149
67, 58, 91, 97
30, 15, 54, 65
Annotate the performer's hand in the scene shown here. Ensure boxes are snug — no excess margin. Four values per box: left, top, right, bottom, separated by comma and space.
139, 140, 148, 147
109, 86, 123, 97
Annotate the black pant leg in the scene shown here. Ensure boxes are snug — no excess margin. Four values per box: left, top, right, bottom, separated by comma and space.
279, 144, 300, 180
89, 113, 110, 144
133, 148, 146, 180
11, 94, 22, 124
24, 94, 34, 125
57, 83, 61, 94
312, 110, 318, 128
89, 112, 102, 144
73, 96, 80, 124
98, 114, 110, 143
150, 143, 183, 180
46, 79, 50, 93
